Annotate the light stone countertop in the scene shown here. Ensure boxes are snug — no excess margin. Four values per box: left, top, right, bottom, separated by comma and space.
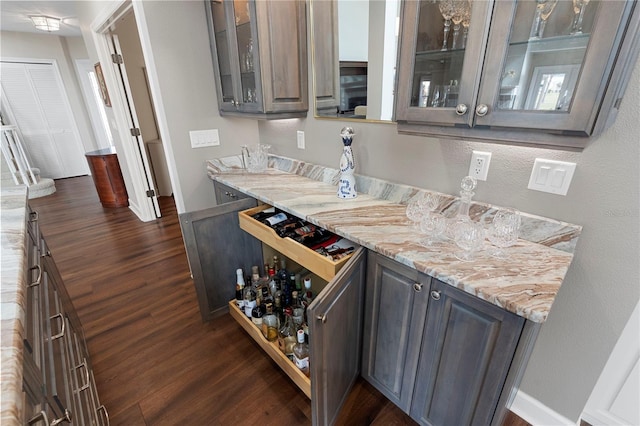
207, 155, 582, 324
1, 184, 29, 426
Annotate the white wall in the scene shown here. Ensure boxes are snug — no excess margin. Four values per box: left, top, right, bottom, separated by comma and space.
0, 31, 98, 154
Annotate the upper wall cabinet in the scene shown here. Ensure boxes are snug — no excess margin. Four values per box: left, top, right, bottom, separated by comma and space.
205, 0, 308, 119
395, 0, 640, 149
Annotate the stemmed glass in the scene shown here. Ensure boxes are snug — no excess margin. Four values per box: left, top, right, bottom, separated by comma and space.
529, 0, 559, 39
438, 0, 456, 51
418, 194, 445, 246
406, 192, 429, 231
461, 1, 471, 49
451, 0, 471, 50
487, 208, 521, 259
570, 0, 590, 35
454, 219, 485, 261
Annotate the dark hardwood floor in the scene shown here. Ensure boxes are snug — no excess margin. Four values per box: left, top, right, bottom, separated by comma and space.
29, 176, 530, 426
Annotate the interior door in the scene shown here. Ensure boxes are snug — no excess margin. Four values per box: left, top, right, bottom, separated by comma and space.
0, 61, 89, 178
308, 247, 366, 426
109, 34, 160, 218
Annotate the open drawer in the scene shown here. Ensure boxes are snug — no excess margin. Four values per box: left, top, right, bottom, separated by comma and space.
238, 204, 357, 282
228, 300, 311, 398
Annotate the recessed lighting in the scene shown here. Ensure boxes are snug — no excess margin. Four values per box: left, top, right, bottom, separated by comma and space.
29, 16, 61, 32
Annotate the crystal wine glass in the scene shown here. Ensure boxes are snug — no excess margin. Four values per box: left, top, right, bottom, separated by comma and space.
529, 0, 559, 39
420, 212, 447, 247
454, 219, 485, 261
451, 0, 470, 50
570, 0, 590, 35
461, 1, 472, 49
406, 192, 428, 231
438, 0, 456, 51
487, 208, 521, 259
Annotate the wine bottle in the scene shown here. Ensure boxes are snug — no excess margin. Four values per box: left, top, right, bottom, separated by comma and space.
235, 268, 245, 310
262, 302, 278, 342
264, 212, 288, 226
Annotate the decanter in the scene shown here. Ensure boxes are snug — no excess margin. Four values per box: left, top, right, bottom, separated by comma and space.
337, 127, 357, 199
445, 175, 477, 239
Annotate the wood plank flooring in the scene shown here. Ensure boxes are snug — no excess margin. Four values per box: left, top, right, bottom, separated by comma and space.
28, 176, 530, 426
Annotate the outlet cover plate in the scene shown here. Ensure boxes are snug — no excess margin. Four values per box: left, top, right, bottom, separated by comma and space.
297, 130, 305, 149
528, 158, 576, 196
189, 129, 220, 148
469, 150, 492, 181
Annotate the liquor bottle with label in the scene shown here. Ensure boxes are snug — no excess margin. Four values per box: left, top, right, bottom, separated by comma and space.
291, 291, 304, 328
252, 298, 264, 326
277, 258, 289, 284
293, 329, 310, 376
278, 307, 297, 359
243, 283, 256, 318
262, 302, 278, 342
236, 268, 245, 310
264, 212, 288, 227
274, 294, 284, 327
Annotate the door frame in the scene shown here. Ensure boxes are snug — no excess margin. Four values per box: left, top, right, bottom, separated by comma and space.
89, 0, 182, 221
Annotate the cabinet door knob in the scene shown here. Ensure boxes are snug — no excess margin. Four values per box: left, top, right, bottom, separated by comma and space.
224, 191, 237, 198
316, 313, 327, 323
475, 104, 489, 117
430, 290, 441, 301
413, 282, 423, 292
455, 104, 468, 116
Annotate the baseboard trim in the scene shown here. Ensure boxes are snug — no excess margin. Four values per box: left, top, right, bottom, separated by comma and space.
510, 390, 577, 426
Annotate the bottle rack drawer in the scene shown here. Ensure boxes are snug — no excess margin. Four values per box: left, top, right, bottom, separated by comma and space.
228, 300, 311, 398
238, 204, 356, 282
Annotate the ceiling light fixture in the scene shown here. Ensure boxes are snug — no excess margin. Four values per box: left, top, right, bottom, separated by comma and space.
30, 16, 61, 32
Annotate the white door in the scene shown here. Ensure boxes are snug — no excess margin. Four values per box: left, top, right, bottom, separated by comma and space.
109, 34, 160, 218
0, 61, 89, 179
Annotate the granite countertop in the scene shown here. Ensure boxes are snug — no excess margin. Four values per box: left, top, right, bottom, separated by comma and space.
207, 155, 582, 324
1, 185, 29, 425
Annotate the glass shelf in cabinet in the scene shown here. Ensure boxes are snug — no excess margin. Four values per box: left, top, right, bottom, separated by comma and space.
509, 33, 590, 52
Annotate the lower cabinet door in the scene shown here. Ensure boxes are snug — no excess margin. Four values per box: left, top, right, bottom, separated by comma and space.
180, 197, 263, 321
308, 247, 366, 426
361, 252, 430, 412
410, 279, 525, 426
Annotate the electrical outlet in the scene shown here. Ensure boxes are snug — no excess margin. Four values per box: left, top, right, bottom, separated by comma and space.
297, 130, 305, 149
469, 150, 492, 181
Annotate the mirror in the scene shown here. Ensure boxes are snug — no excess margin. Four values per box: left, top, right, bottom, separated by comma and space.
310, 0, 401, 122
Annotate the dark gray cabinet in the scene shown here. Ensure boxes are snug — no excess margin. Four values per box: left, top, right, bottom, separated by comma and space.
179, 196, 263, 321
213, 181, 250, 205
363, 252, 534, 426
205, 0, 308, 119
410, 279, 525, 426
361, 252, 430, 412
22, 209, 106, 425
395, 0, 640, 149
308, 248, 366, 426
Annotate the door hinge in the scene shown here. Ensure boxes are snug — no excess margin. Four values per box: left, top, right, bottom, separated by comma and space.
130, 128, 141, 137
111, 53, 123, 64
146, 189, 156, 197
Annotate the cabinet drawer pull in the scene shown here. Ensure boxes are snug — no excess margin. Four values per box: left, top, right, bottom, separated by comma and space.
413, 282, 423, 292
97, 405, 110, 426
50, 313, 65, 340
75, 359, 90, 392
430, 290, 441, 301
475, 104, 489, 117
29, 264, 42, 287
316, 314, 327, 323
50, 409, 72, 426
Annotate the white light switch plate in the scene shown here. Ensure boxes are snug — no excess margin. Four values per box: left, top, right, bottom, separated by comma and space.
297, 130, 305, 149
189, 129, 220, 148
528, 158, 576, 195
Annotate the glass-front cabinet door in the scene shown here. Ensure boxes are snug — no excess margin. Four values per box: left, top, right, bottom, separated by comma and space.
395, 0, 639, 148
208, 0, 262, 114
396, 0, 493, 126
477, 0, 631, 134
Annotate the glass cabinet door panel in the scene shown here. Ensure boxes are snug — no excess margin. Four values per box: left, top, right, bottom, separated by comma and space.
233, 0, 259, 107
396, 0, 492, 126
210, 1, 234, 104
476, 0, 631, 134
